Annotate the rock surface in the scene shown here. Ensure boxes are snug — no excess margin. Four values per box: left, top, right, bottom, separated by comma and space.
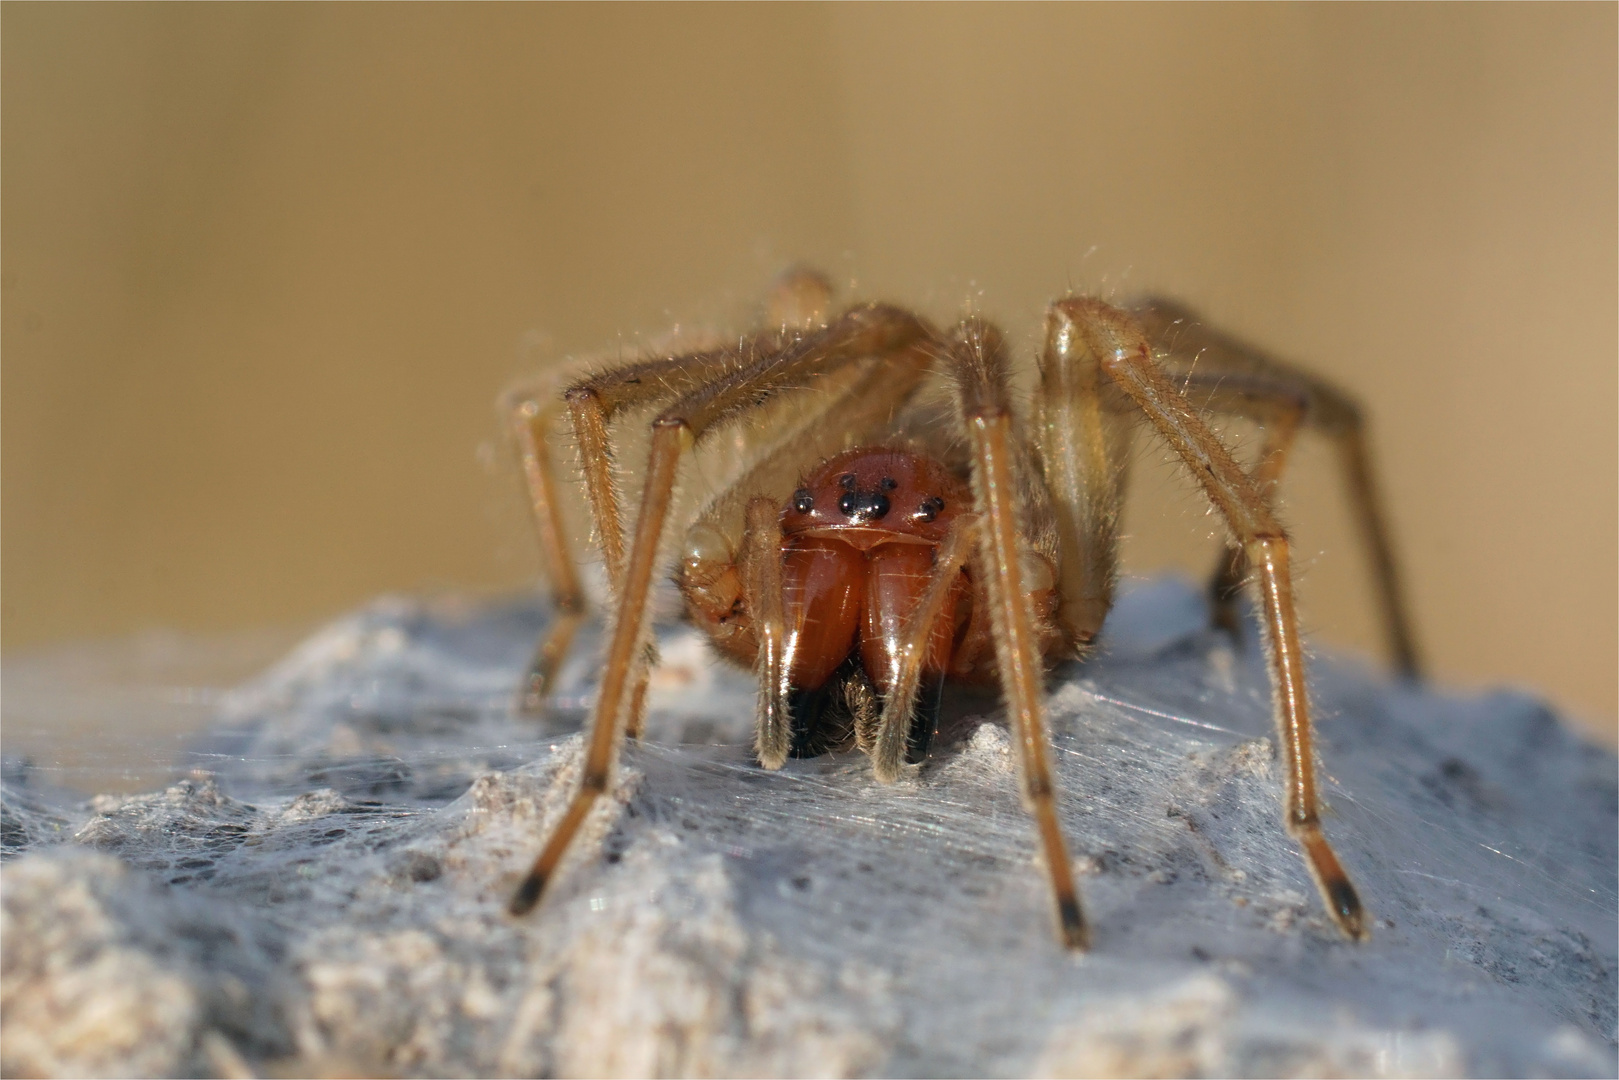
3, 582, 1615, 1077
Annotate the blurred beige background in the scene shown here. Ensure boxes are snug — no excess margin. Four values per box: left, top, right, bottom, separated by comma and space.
4, 4, 1614, 742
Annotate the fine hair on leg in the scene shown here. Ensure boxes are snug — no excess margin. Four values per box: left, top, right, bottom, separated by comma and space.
867, 513, 980, 782
1052, 296, 1368, 942
1034, 302, 1137, 653
741, 497, 792, 769
937, 317, 1089, 951
1173, 374, 1305, 642
1133, 298, 1421, 678
505, 373, 589, 712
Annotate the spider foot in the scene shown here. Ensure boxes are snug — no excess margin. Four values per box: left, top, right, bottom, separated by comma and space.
1298, 825, 1370, 941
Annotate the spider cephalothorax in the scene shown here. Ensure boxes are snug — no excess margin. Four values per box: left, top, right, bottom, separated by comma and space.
503, 268, 1420, 950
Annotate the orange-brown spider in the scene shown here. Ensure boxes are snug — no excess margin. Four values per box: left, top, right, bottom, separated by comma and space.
502, 269, 1420, 950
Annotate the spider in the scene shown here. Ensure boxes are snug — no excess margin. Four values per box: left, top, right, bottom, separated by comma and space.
501, 268, 1421, 950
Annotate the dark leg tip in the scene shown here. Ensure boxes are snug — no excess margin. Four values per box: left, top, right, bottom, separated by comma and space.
1298, 825, 1370, 941
1057, 896, 1091, 952
1326, 876, 1369, 941
509, 872, 546, 916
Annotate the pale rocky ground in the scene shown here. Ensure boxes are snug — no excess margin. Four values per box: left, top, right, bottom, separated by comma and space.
3, 581, 1615, 1078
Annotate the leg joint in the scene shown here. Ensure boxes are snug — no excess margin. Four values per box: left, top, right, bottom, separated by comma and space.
563, 384, 602, 408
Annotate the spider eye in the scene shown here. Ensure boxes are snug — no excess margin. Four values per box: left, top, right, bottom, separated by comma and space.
791, 489, 814, 514
838, 490, 890, 520
839, 473, 857, 490
916, 496, 945, 523
879, 476, 898, 491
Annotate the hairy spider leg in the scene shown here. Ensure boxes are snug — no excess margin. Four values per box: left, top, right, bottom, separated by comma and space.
741, 497, 794, 767
569, 267, 838, 592
1173, 374, 1305, 644
1055, 297, 1369, 942
865, 513, 981, 782
567, 351, 765, 735
510, 303, 935, 918
940, 318, 1090, 951
1135, 299, 1422, 679
505, 374, 589, 712
505, 343, 766, 714
536, 268, 841, 727
505, 269, 839, 715
1034, 301, 1136, 654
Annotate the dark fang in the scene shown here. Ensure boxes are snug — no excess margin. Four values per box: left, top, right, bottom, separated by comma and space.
787, 679, 841, 758
792, 488, 814, 513
916, 496, 945, 523
905, 674, 946, 763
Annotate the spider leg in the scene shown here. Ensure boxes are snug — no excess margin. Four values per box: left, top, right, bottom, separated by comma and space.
1136, 299, 1421, 678
550, 271, 838, 733
505, 378, 589, 713
943, 319, 1089, 951
563, 336, 788, 736
505, 335, 776, 717
563, 260, 841, 587
510, 304, 934, 917
742, 497, 793, 768
1173, 375, 1305, 644
1055, 297, 1369, 942
866, 513, 980, 782
1033, 305, 1136, 653
565, 344, 773, 591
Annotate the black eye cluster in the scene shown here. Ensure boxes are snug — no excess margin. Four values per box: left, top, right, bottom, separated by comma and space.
823, 472, 901, 521
838, 472, 891, 520
793, 474, 945, 525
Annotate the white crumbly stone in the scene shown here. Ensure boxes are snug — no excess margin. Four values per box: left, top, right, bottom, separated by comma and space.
0, 850, 279, 1078
2, 581, 1614, 1077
